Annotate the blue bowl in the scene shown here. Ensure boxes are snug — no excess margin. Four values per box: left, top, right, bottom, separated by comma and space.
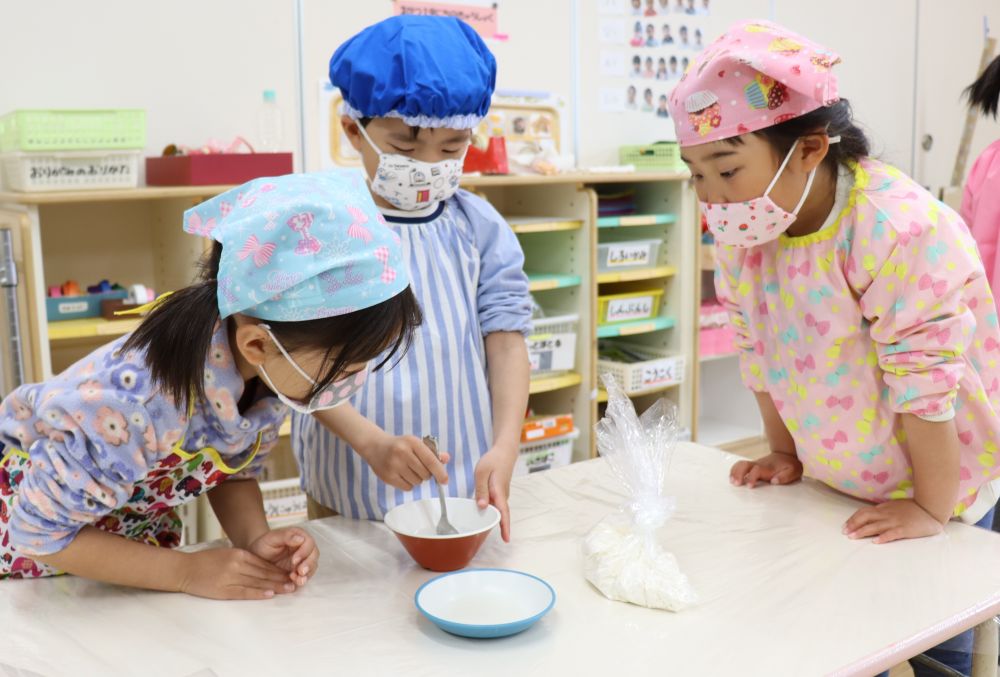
415, 568, 556, 639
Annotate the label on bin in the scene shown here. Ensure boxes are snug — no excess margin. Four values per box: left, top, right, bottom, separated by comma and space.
264, 494, 307, 524
606, 244, 650, 267
607, 296, 654, 322
641, 361, 678, 387
57, 301, 89, 314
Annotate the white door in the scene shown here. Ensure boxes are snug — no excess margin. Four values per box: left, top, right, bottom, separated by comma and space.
913, 0, 1000, 195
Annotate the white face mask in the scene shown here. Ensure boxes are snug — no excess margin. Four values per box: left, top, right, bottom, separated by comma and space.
357, 122, 466, 211
255, 324, 368, 415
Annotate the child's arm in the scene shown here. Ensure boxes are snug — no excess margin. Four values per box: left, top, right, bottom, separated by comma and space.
458, 193, 533, 542
713, 245, 802, 485
207, 477, 318, 587
311, 404, 449, 490
476, 331, 530, 542
730, 391, 803, 487
207, 478, 270, 548
846, 192, 982, 542
34, 525, 293, 599
844, 415, 958, 543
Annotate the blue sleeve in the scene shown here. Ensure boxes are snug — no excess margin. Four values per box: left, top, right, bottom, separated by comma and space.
454, 191, 533, 336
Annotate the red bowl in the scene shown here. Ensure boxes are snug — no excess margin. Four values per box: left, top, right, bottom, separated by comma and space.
384, 498, 500, 572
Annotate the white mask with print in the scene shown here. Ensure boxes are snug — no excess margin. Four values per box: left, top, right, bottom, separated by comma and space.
357, 122, 465, 211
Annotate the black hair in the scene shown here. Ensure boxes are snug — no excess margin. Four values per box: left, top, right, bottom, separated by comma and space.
358, 116, 421, 141
123, 241, 422, 408
725, 98, 871, 174
965, 54, 1000, 119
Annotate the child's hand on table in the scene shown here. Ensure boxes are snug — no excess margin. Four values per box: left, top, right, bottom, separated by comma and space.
730, 451, 803, 488
843, 499, 945, 544
474, 444, 518, 543
359, 435, 450, 491
179, 547, 297, 600
247, 527, 319, 588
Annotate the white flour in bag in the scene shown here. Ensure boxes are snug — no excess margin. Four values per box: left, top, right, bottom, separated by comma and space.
583, 374, 698, 611
583, 515, 697, 611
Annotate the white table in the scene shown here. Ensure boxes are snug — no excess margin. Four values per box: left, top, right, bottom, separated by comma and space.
4, 443, 1000, 677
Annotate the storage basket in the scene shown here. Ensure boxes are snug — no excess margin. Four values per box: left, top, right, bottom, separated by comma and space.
597, 342, 685, 394
0, 109, 146, 152
618, 142, 683, 171
2, 150, 141, 192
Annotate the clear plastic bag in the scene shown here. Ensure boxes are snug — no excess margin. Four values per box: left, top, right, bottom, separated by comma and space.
583, 373, 698, 611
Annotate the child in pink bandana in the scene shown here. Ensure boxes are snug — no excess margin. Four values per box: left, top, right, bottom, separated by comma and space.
669, 21, 1000, 674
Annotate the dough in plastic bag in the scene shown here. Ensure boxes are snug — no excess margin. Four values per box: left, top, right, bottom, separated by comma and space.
583, 374, 698, 611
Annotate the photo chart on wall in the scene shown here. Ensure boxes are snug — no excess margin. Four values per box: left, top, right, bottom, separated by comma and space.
597, 0, 711, 141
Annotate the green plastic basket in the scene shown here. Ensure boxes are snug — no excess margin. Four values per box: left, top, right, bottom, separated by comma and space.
619, 142, 684, 171
0, 109, 146, 152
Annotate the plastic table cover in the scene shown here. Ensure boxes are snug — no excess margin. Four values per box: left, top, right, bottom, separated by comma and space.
3, 443, 1000, 677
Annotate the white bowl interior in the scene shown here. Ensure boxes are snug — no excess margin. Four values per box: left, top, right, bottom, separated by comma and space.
418, 570, 554, 626
384, 498, 500, 539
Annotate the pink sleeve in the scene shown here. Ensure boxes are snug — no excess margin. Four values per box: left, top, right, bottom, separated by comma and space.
859, 202, 983, 418
962, 141, 1000, 295
714, 245, 768, 392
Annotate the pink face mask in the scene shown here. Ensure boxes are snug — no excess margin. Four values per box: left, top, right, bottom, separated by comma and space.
701, 138, 835, 248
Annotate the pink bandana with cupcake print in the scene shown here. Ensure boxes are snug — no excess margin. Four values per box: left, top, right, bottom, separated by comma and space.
668, 19, 841, 147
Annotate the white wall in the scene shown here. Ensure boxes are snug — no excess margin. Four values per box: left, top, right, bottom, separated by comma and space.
0, 0, 300, 170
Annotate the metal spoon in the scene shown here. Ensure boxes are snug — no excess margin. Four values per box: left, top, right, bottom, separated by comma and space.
423, 435, 458, 536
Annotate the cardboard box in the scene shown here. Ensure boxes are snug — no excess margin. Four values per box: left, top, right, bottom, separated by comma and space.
145, 152, 293, 186
521, 413, 574, 443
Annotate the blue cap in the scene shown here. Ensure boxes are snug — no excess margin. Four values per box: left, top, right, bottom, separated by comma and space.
183, 170, 409, 321
329, 16, 496, 130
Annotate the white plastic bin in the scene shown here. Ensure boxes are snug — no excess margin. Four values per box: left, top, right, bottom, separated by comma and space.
515, 429, 580, 476
526, 314, 579, 375
597, 238, 663, 272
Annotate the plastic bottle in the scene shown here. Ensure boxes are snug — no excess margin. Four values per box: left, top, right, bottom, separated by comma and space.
257, 89, 282, 152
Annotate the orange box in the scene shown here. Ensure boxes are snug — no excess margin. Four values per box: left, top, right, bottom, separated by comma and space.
521, 414, 574, 443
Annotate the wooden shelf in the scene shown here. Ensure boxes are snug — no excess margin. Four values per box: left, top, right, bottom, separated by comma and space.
529, 371, 583, 395
461, 170, 690, 188
596, 381, 681, 403
527, 273, 582, 292
0, 185, 237, 205
48, 317, 142, 342
597, 213, 677, 228
508, 217, 583, 234
699, 352, 738, 363
597, 265, 677, 284
0, 171, 693, 205
596, 315, 675, 339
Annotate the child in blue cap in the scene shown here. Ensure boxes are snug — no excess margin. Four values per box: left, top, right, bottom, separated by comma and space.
0, 171, 421, 598
295, 16, 532, 541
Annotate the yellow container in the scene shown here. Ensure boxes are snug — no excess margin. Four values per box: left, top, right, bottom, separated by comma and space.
597, 289, 664, 325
